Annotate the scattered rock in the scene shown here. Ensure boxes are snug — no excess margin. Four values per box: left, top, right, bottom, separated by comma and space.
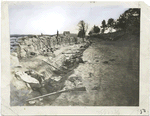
78, 57, 84, 63
62, 66, 68, 70
109, 59, 115, 61
51, 76, 62, 81
88, 72, 93, 78
64, 80, 75, 90
15, 71, 39, 84
25, 70, 45, 84
92, 86, 100, 90
10, 35, 91, 106
103, 61, 109, 64
68, 74, 83, 87
30, 52, 37, 56
53, 54, 66, 69
45, 78, 63, 93
95, 60, 99, 62
28, 100, 36, 105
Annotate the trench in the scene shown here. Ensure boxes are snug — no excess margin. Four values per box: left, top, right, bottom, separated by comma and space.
10, 40, 91, 106
21, 42, 91, 106
11, 33, 139, 106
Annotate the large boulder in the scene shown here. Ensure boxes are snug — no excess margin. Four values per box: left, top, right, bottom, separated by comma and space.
11, 72, 29, 90
10, 52, 20, 67
68, 74, 83, 87
16, 45, 27, 58
49, 54, 66, 69
25, 38, 33, 45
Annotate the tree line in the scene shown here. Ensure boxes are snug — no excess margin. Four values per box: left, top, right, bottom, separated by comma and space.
77, 8, 140, 37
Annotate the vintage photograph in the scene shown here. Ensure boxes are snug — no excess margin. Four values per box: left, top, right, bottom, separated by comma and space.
9, 2, 140, 106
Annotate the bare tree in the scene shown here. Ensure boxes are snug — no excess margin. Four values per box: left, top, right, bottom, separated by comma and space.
56, 30, 59, 45
77, 20, 88, 42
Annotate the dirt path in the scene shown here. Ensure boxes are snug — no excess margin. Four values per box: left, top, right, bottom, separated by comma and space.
52, 38, 139, 106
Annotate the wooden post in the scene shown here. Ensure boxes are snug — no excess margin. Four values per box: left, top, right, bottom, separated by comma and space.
26, 87, 86, 102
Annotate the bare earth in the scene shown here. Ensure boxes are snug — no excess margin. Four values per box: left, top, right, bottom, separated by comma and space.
51, 37, 139, 106
10, 35, 139, 106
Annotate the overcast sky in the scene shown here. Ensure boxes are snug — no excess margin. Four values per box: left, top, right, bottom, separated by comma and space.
9, 2, 129, 35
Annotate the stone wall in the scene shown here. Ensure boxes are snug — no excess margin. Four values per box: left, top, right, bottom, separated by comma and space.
10, 35, 87, 59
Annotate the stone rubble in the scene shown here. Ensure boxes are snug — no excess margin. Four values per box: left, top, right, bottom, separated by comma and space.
10, 34, 91, 106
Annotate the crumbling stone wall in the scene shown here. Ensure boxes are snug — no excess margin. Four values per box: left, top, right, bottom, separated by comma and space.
11, 35, 87, 60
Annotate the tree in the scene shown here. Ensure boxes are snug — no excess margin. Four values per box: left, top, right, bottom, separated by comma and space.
101, 20, 107, 33
115, 14, 127, 31
114, 8, 140, 34
88, 25, 100, 35
77, 20, 88, 42
93, 25, 100, 33
88, 31, 92, 36
107, 18, 115, 33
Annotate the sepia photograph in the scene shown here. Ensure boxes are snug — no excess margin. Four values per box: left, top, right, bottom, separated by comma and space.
1, 1, 150, 115
9, 2, 140, 106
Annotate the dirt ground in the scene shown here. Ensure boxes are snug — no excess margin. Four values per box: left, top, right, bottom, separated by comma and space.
10, 34, 139, 106
51, 36, 139, 106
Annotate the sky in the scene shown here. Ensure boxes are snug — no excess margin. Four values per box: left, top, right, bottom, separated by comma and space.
9, 2, 130, 35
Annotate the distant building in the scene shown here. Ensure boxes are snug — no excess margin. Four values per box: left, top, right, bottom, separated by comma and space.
63, 31, 70, 36
104, 27, 117, 34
